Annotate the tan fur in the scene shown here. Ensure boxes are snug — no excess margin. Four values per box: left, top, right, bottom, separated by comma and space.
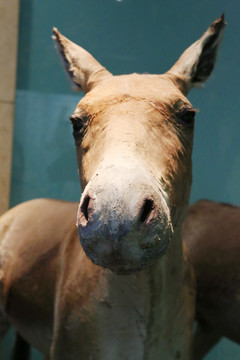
77, 84, 193, 222
0, 16, 225, 359
0, 199, 239, 359
0, 199, 78, 353
0, 199, 194, 359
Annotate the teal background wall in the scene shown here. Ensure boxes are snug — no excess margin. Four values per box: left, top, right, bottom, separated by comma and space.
1, 0, 239, 358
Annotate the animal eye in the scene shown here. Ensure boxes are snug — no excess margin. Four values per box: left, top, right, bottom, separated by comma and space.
176, 107, 197, 128
70, 115, 88, 141
72, 119, 83, 133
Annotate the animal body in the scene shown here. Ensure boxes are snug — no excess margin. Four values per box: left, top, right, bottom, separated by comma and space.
0, 16, 225, 360
184, 200, 240, 360
1, 199, 239, 360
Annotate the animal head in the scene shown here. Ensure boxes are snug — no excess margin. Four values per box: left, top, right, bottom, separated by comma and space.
53, 16, 225, 274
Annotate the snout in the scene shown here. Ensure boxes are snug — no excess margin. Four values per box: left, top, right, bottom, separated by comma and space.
78, 194, 158, 228
77, 169, 173, 274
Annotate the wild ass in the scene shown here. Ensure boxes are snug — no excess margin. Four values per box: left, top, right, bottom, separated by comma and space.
0, 16, 225, 360
2, 198, 239, 360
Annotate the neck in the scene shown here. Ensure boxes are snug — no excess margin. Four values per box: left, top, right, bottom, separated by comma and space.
63, 222, 194, 359
102, 227, 194, 360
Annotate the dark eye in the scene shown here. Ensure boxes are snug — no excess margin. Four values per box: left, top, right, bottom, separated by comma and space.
176, 107, 197, 128
70, 115, 88, 142
72, 119, 83, 133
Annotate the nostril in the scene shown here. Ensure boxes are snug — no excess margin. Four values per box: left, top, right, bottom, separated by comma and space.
82, 195, 90, 221
139, 199, 155, 224
79, 195, 91, 226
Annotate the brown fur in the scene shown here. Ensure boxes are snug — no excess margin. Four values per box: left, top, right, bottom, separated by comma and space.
184, 200, 240, 359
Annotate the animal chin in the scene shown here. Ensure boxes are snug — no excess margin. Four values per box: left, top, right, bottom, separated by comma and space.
90, 255, 147, 275
107, 264, 145, 275
79, 234, 170, 274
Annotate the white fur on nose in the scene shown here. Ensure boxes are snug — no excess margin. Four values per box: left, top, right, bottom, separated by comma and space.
77, 166, 173, 273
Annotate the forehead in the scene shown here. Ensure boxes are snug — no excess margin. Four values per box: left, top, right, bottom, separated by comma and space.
75, 73, 190, 114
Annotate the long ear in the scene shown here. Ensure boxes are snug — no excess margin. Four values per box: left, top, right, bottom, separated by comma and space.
167, 15, 226, 94
52, 28, 113, 93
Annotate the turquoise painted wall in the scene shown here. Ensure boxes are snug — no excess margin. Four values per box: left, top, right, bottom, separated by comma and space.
1, 0, 239, 358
